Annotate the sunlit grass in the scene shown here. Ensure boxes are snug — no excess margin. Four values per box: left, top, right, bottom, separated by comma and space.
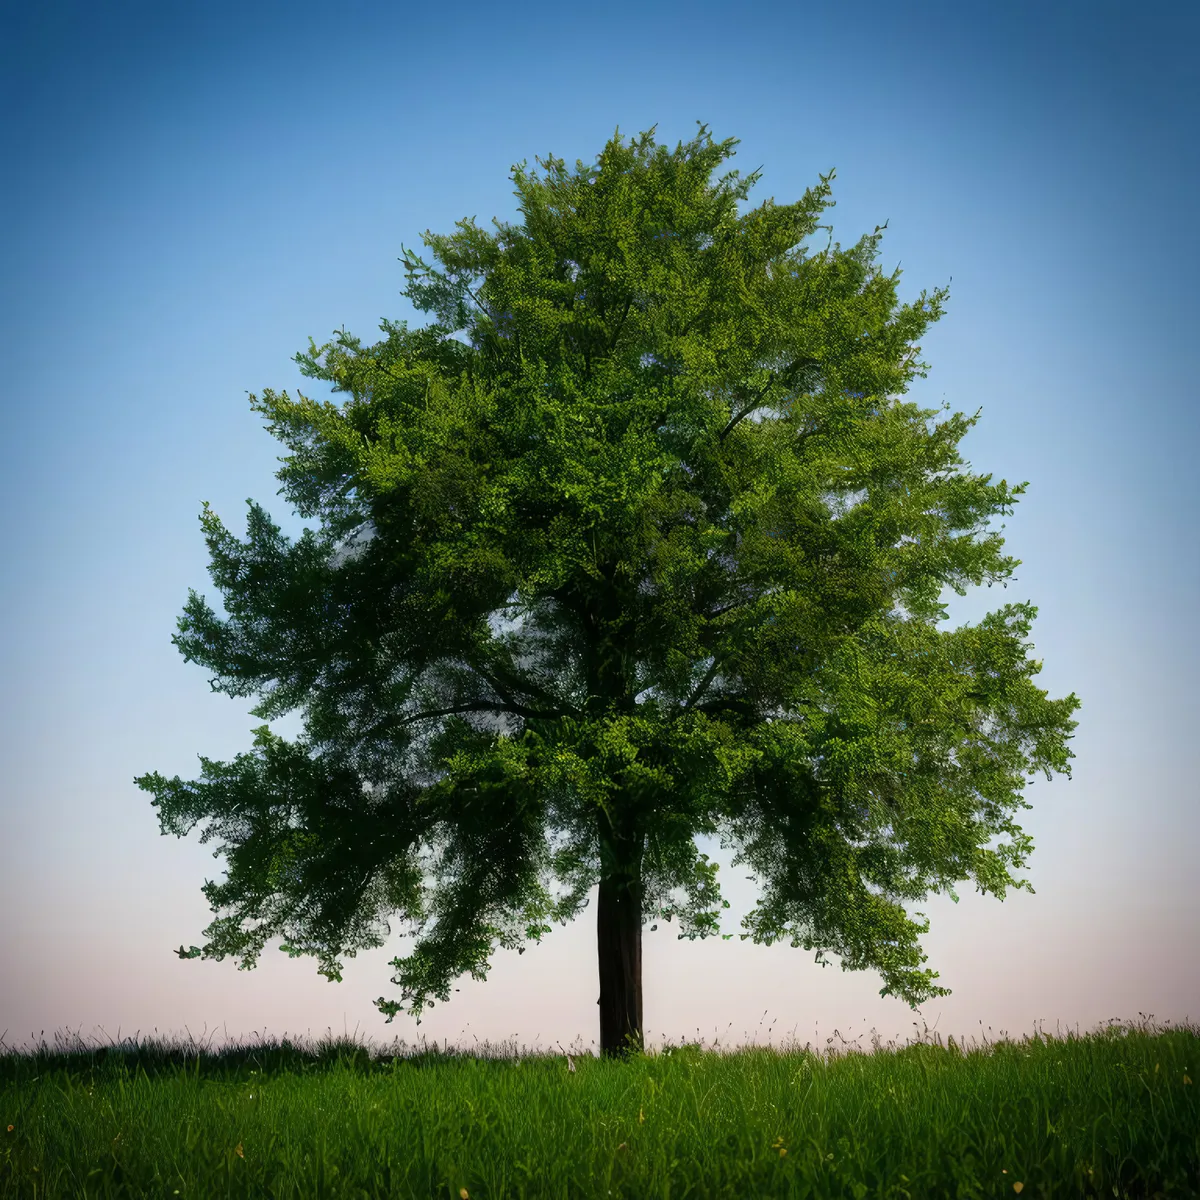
2, 1010, 1195, 1197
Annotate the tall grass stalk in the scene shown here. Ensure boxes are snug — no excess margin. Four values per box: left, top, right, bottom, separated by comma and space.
2, 1010, 1195, 1197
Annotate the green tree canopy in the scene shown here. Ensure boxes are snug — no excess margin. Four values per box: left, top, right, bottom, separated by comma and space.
135, 121, 1081, 1061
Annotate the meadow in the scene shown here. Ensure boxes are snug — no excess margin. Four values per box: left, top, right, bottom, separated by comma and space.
1, 1010, 1195, 1198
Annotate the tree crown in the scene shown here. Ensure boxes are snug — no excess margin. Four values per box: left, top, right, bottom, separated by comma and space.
136, 121, 1081, 1028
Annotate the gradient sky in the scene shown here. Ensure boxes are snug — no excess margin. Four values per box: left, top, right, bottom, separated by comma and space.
2, 0, 1196, 1066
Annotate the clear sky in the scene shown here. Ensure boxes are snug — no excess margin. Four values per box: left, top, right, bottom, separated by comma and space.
2, 0, 1196, 1066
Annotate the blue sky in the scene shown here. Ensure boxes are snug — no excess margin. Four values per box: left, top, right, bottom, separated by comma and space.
2, 0, 1196, 1064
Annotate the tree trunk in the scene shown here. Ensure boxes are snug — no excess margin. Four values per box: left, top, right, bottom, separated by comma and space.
596, 817, 646, 1061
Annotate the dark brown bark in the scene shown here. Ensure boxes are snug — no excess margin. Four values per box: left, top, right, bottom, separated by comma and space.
595, 819, 646, 1061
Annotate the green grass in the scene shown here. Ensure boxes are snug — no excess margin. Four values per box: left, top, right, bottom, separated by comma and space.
1, 1010, 1195, 1198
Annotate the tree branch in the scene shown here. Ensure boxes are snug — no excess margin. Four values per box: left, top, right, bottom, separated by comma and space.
679, 654, 730, 714
719, 372, 777, 441
719, 356, 824, 442
391, 697, 571, 730
470, 655, 584, 721
608, 295, 635, 355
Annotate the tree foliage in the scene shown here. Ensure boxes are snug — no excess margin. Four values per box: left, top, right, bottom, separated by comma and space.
136, 121, 1080, 1041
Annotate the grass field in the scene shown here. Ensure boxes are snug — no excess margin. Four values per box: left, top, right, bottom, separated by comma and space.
1, 1010, 1196, 1198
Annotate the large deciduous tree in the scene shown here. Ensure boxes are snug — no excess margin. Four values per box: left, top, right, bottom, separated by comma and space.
135, 121, 1081, 1061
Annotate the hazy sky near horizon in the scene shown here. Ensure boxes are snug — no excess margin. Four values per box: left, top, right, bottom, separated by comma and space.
2, 0, 1196, 1064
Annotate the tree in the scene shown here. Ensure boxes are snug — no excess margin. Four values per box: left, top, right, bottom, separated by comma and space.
135, 121, 1081, 1062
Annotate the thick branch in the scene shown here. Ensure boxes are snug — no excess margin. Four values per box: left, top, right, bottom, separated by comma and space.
470, 655, 584, 721
719, 356, 824, 441
719, 372, 777, 441
607, 295, 635, 355
679, 655, 727, 714
391, 697, 571, 730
